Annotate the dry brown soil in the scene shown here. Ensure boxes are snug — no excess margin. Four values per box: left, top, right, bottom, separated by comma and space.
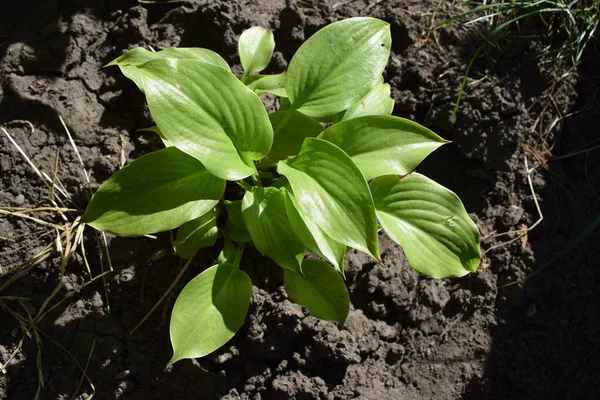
1, 1, 599, 399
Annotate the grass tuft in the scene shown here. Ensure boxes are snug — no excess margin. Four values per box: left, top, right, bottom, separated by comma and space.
0, 115, 114, 398
430, 0, 599, 125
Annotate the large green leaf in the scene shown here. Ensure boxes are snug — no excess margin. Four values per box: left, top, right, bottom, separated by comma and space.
169, 263, 252, 365
107, 47, 230, 92
173, 208, 218, 259
134, 59, 273, 180
269, 110, 324, 156
284, 259, 349, 323
369, 174, 481, 278
284, 189, 346, 275
241, 187, 305, 273
83, 147, 225, 236
286, 17, 391, 117
319, 116, 447, 180
277, 138, 380, 260
238, 26, 275, 76
336, 77, 394, 122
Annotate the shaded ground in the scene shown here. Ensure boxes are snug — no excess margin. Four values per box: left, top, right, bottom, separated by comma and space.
0, 1, 598, 399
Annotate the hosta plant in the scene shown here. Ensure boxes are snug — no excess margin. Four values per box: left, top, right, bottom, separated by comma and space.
83, 18, 481, 366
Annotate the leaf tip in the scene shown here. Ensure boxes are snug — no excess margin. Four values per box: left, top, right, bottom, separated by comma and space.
80, 210, 95, 226
465, 256, 481, 273
104, 59, 119, 68
166, 352, 182, 369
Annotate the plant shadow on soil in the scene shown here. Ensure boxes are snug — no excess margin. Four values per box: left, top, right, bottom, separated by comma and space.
1, 1, 600, 399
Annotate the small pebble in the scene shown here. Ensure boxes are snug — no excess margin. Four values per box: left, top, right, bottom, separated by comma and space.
91, 292, 103, 308
216, 352, 233, 364
525, 303, 537, 317
115, 370, 130, 380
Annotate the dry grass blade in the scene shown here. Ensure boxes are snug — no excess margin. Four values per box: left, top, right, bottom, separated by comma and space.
57, 110, 113, 311
1, 229, 54, 257
129, 255, 195, 335
16, 300, 45, 399
1, 114, 114, 399
56, 111, 91, 189
0, 242, 54, 292
96, 231, 113, 314
501, 215, 600, 287
549, 143, 600, 161
33, 222, 82, 324
49, 148, 60, 204
0, 207, 79, 214
483, 157, 544, 254
1, 127, 71, 203
70, 338, 96, 400
0, 307, 24, 373
0, 209, 66, 231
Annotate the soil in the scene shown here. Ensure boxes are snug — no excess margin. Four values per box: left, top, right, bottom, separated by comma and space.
1, 1, 598, 399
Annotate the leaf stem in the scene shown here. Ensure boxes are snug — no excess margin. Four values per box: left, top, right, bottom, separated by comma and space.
250, 173, 262, 186
271, 176, 288, 189
259, 172, 275, 180
233, 244, 244, 269
237, 181, 252, 191
255, 160, 278, 170
273, 106, 297, 138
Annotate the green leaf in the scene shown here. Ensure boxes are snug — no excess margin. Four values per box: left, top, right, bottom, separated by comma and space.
270, 110, 324, 156
169, 263, 252, 365
216, 240, 238, 265
244, 73, 287, 97
173, 208, 218, 259
319, 115, 447, 180
277, 138, 380, 260
239, 26, 275, 76
369, 174, 481, 278
241, 187, 305, 273
225, 219, 252, 243
278, 97, 292, 111
284, 190, 346, 275
135, 59, 273, 180
286, 17, 391, 117
284, 259, 349, 323
107, 47, 230, 92
83, 147, 225, 236
107, 47, 230, 69
336, 77, 394, 122
222, 200, 246, 230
